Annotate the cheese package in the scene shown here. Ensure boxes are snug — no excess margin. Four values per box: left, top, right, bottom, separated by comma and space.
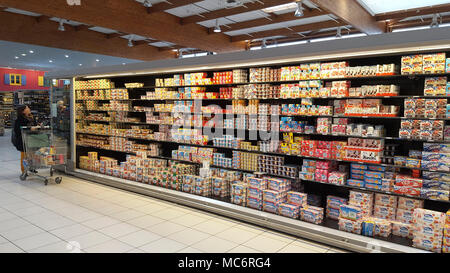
373, 218, 392, 238
398, 197, 424, 210
396, 208, 414, 224
413, 208, 446, 227
392, 221, 414, 239
338, 218, 362, 235
374, 205, 396, 220
278, 203, 300, 219
375, 193, 397, 207
300, 206, 324, 224
413, 235, 442, 253
287, 191, 307, 207
339, 204, 363, 221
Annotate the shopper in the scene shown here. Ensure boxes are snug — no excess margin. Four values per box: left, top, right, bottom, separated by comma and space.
11, 105, 36, 173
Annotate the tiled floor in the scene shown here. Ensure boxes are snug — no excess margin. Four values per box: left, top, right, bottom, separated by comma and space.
0, 130, 346, 253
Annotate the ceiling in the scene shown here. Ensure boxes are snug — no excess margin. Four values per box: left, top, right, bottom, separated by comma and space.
0, 40, 142, 71
0, 0, 449, 71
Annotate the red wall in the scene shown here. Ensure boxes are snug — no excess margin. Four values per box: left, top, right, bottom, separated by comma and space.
0, 67, 49, 92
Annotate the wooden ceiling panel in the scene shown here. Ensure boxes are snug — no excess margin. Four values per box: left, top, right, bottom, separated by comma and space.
0, 0, 246, 53
0, 10, 174, 61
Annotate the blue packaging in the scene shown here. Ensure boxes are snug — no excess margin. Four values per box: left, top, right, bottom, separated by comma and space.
422, 171, 450, 182
421, 152, 450, 162
422, 180, 450, 191
420, 189, 450, 201
364, 177, 383, 185
347, 179, 364, 187
423, 143, 450, 153
351, 173, 365, 180
364, 171, 384, 179
365, 182, 383, 190
362, 221, 375, 237
421, 161, 450, 171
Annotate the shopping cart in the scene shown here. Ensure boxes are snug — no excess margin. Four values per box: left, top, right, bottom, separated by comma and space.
20, 126, 65, 185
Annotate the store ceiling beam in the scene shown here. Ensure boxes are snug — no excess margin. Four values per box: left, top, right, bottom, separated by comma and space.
209, 8, 326, 33
146, 0, 201, 13
0, 0, 245, 53
376, 4, 450, 21
180, 0, 294, 25
230, 20, 347, 42
105, 32, 123, 39
309, 0, 385, 35
0, 11, 174, 61
75, 25, 92, 32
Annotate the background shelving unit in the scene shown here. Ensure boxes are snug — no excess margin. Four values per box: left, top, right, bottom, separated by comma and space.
16, 90, 50, 124
0, 92, 14, 128
73, 51, 450, 251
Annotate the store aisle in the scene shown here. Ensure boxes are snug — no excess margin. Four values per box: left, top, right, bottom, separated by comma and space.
0, 130, 345, 253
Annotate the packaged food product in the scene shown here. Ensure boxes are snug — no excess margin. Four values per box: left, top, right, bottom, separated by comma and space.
338, 218, 362, 234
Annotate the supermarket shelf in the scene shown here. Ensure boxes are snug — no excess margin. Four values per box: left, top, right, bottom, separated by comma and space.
76, 144, 449, 204
74, 72, 450, 92
76, 95, 450, 102
76, 108, 450, 121
70, 168, 424, 253
300, 178, 450, 204
75, 140, 450, 175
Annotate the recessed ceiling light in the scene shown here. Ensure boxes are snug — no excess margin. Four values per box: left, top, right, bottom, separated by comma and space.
14, 56, 19, 59
79, 64, 82, 66
49, 60, 53, 63
122, 63, 126, 65
21, 53, 26, 56
29, 50, 34, 54
96, 59, 100, 62
65, 55, 69, 58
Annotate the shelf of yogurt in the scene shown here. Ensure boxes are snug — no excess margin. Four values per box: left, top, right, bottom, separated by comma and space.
155, 70, 248, 87
74, 79, 115, 90
298, 144, 450, 201
76, 88, 129, 100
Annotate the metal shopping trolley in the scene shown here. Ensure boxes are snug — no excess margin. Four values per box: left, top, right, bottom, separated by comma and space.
20, 126, 66, 185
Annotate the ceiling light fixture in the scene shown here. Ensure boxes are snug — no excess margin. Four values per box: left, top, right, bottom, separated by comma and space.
430, 14, 440, 28
336, 27, 342, 38
49, 60, 53, 63
21, 53, 26, 56
96, 59, 100, 62
143, 0, 152, 8
58, 19, 65, 31
128, 36, 134, 47
29, 50, 34, 54
14, 56, 19, 59
65, 55, 69, 58
261, 39, 267, 49
214, 19, 221, 33
294, 1, 304, 17
79, 64, 82, 66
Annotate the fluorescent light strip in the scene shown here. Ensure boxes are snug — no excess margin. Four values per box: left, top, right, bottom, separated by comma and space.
262, 2, 298, 13
83, 44, 450, 79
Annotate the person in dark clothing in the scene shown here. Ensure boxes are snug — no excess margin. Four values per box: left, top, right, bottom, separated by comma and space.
12, 105, 37, 173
